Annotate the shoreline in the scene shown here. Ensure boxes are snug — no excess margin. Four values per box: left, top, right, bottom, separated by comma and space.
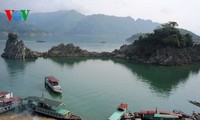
0, 113, 56, 120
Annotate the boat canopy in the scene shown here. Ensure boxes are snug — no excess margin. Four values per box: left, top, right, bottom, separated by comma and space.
46, 76, 59, 82
24, 96, 64, 107
56, 108, 70, 115
109, 110, 125, 120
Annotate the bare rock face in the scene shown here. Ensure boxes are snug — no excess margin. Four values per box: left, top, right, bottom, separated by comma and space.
1, 33, 41, 58
46, 43, 91, 57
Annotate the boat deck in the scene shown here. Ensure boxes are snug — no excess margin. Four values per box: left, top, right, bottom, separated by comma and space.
24, 96, 64, 107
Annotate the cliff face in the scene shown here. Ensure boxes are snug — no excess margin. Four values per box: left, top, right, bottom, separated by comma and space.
112, 43, 200, 66
1, 33, 42, 58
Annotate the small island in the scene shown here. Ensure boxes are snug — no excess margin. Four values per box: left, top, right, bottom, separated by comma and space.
115, 22, 200, 66
1, 22, 200, 66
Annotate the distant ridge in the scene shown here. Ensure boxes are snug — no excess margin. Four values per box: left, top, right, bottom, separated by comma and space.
1, 9, 199, 41
27, 10, 159, 36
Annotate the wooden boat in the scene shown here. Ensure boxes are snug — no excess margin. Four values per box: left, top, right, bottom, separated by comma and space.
189, 100, 200, 107
109, 103, 133, 120
0, 92, 22, 113
24, 96, 81, 120
45, 76, 62, 93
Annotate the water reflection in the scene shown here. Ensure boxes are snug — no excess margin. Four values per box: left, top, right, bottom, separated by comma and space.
44, 84, 62, 100
47, 57, 88, 67
3, 56, 200, 97
48, 57, 109, 67
48, 57, 200, 97
3, 58, 37, 76
114, 60, 200, 96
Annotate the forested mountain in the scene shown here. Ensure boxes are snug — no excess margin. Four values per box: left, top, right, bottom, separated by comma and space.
0, 12, 47, 38
27, 10, 159, 36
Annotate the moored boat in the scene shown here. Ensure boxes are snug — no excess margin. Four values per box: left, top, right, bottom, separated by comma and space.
45, 76, 62, 93
109, 103, 133, 120
0, 92, 22, 114
137, 109, 182, 120
24, 96, 81, 120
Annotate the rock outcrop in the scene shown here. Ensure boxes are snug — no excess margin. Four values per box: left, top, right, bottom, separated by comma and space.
2, 32, 200, 66
1, 33, 42, 58
43, 43, 113, 57
112, 42, 200, 66
44, 43, 91, 57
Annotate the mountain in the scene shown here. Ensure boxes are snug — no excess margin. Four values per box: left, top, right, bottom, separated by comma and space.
0, 12, 47, 39
27, 10, 159, 36
68, 14, 159, 36
27, 10, 85, 34
179, 28, 200, 42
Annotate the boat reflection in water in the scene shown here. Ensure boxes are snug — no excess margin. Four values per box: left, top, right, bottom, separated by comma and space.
45, 83, 62, 100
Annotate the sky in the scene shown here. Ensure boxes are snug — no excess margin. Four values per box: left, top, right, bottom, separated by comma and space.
1, 0, 200, 35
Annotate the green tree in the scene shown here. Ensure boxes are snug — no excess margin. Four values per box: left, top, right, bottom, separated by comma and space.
137, 21, 194, 47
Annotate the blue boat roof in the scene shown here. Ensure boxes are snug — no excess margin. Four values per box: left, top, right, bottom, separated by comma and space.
109, 110, 125, 120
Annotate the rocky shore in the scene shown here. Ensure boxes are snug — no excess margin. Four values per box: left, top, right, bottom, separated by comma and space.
111, 43, 200, 66
1, 33, 42, 59
1, 32, 200, 66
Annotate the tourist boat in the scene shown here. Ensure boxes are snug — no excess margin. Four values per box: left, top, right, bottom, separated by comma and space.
45, 76, 62, 93
24, 96, 81, 120
109, 103, 133, 120
0, 92, 22, 113
137, 109, 182, 120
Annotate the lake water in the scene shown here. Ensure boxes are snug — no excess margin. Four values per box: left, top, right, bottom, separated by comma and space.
0, 36, 200, 120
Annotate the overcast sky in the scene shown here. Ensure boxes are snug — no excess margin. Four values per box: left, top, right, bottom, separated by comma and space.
1, 0, 200, 35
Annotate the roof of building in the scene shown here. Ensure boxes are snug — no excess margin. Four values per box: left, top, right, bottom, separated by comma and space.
109, 110, 125, 120
0, 97, 22, 103
118, 103, 128, 110
24, 96, 64, 107
46, 76, 59, 82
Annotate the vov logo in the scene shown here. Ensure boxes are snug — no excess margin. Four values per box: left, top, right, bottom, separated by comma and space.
5, 10, 30, 22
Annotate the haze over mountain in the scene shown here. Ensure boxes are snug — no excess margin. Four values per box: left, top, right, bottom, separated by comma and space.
27, 10, 160, 36
0, 9, 199, 42
0, 12, 47, 38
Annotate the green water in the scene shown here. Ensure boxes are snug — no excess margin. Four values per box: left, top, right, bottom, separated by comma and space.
1, 40, 200, 120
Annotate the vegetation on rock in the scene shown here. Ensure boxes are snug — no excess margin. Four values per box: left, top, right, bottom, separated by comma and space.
135, 22, 194, 47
